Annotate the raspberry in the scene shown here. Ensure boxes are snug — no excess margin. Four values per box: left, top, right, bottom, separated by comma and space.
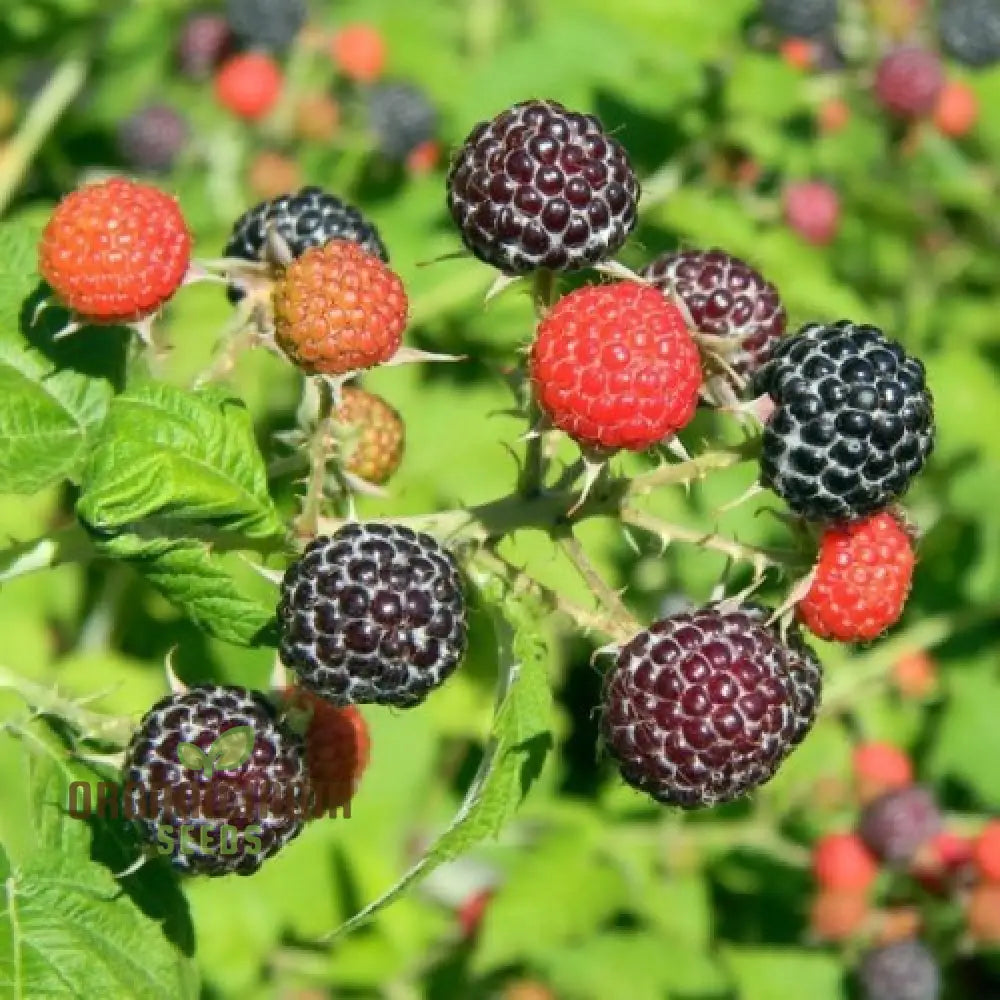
121, 684, 306, 876
968, 883, 1000, 943
503, 983, 556, 1000
215, 53, 282, 121
852, 742, 914, 800
286, 688, 370, 818
973, 820, 1000, 881
333, 387, 405, 485
177, 12, 232, 80
278, 523, 468, 708
247, 151, 302, 201
857, 940, 941, 1000
446, 99, 639, 274
781, 38, 819, 71
225, 185, 387, 283
875, 48, 945, 118
272, 240, 407, 376
818, 97, 851, 133
457, 888, 493, 938
529, 283, 702, 452
939, 0, 1000, 67
406, 139, 441, 175
641, 248, 787, 378
761, 0, 839, 37
892, 648, 936, 698
754, 321, 935, 522
933, 80, 979, 137
366, 82, 438, 162
117, 104, 189, 174
784, 180, 840, 245
39, 178, 191, 324
294, 93, 341, 143
225, 0, 305, 52
813, 832, 880, 891
601, 604, 822, 809
797, 513, 915, 642
331, 23, 388, 83
859, 786, 943, 866
810, 889, 870, 941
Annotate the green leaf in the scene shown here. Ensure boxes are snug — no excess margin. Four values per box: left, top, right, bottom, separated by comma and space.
176, 742, 208, 771
0, 720, 197, 999
208, 726, 255, 771
75, 381, 284, 646
724, 948, 846, 1000
0, 220, 122, 495
325, 583, 555, 940
77, 381, 282, 539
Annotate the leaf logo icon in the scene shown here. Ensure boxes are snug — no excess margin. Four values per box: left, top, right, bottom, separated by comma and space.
176, 726, 255, 778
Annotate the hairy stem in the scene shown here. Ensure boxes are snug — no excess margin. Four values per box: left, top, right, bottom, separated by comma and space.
519, 269, 558, 498
293, 378, 335, 540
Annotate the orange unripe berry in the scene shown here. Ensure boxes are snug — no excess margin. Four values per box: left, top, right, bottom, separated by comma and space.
974, 821, 1000, 882
853, 742, 913, 803
810, 889, 871, 942
331, 24, 387, 83
968, 883, 1000, 943
813, 832, 880, 892
294, 93, 341, 143
892, 648, 937, 698
781, 38, 816, 71
818, 97, 851, 134
933, 80, 978, 138
247, 151, 301, 201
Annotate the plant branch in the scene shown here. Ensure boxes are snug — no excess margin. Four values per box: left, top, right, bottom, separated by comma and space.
293, 377, 335, 540
0, 57, 88, 214
519, 269, 558, 498
555, 530, 640, 633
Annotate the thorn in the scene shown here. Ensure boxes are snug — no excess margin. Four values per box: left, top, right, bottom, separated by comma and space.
595, 260, 650, 284
182, 262, 226, 287
768, 568, 817, 630
341, 470, 387, 498
621, 524, 641, 555
265, 226, 295, 268
719, 481, 766, 514
235, 555, 286, 584
590, 640, 620, 667
163, 647, 187, 694
415, 250, 472, 268
663, 436, 691, 463
567, 449, 609, 516
483, 272, 524, 304
114, 853, 150, 880
720, 392, 776, 427
318, 373, 354, 408
383, 345, 465, 367
51, 319, 83, 341
130, 314, 158, 349
269, 655, 289, 692
30, 294, 56, 326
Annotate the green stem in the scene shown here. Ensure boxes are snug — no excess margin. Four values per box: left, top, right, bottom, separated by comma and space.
555, 529, 641, 634
294, 377, 336, 540
519, 269, 558, 498
0, 58, 88, 215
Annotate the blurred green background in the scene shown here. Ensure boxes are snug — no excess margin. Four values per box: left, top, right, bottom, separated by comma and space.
2, 0, 1000, 997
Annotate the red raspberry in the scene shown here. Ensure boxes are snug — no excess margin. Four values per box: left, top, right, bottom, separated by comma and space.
874, 47, 944, 119
892, 648, 937, 698
813, 832, 880, 892
272, 239, 408, 376
797, 512, 915, 643
215, 53, 282, 121
331, 24, 387, 83
974, 821, 1000, 881
39, 178, 191, 324
287, 688, 370, 818
810, 889, 871, 942
529, 283, 702, 451
456, 888, 493, 938
818, 97, 851, 134
781, 38, 818, 71
852, 742, 913, 802
784, 180, 840, 245
933, 80, 978, 137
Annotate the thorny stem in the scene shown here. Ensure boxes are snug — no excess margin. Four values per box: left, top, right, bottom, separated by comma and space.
556, 530, 641, 634
293, 377, 336, 540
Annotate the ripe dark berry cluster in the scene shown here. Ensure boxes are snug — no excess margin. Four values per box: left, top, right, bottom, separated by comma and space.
367, 82, 438, 162
278, 523, 468, 708
939, 0, 1000, 68
754, 321, 935, 522
446, 98, 639, 274
224, 185, 388, 300
225, 0, 306, 53
600, 605, 822, 808
121, 685, 307, 876
860, 785, 943, 866
641, 248, 787, 378
117, 104, 189, 174
760, 0, 839, 38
